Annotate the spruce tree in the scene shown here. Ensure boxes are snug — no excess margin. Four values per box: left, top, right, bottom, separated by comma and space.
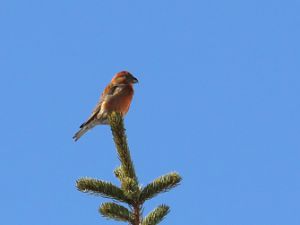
76, 112, 182, 225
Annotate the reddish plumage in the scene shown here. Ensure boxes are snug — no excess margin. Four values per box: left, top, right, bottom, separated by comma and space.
73, 71, 138, 141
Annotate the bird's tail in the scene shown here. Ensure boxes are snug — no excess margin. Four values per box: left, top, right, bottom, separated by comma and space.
73, 126, 89, 141
73, 117, 106, 141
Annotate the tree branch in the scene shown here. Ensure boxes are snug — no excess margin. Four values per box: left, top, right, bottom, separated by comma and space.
76, 177, 131, 204
140, 172, 182, 202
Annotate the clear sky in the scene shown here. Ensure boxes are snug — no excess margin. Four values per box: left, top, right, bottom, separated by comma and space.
1, 0, 299, 225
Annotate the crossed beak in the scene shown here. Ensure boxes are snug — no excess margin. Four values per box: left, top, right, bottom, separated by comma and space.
132, 77, 139, 83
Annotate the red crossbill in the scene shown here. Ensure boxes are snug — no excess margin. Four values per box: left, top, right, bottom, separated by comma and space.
73, 71, 138, 141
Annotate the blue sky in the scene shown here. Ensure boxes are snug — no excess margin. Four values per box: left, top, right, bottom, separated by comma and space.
1, 0, 300, 225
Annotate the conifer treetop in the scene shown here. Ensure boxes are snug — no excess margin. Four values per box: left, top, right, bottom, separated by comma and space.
76, 112, 182, 225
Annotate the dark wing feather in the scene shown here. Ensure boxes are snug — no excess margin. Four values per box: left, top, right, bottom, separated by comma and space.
79, 85, 120, 128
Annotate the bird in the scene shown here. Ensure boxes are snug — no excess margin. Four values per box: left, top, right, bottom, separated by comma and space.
73, 71, 138, 141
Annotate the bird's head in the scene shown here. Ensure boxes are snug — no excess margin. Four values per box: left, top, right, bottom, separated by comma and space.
111, 71, 139, 85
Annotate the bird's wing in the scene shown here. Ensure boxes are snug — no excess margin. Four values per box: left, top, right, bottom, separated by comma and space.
101, 84, 125, 102
79, 84, 121, 128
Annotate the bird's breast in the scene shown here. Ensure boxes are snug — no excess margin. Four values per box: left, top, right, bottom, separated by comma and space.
103, 85, 134, 115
